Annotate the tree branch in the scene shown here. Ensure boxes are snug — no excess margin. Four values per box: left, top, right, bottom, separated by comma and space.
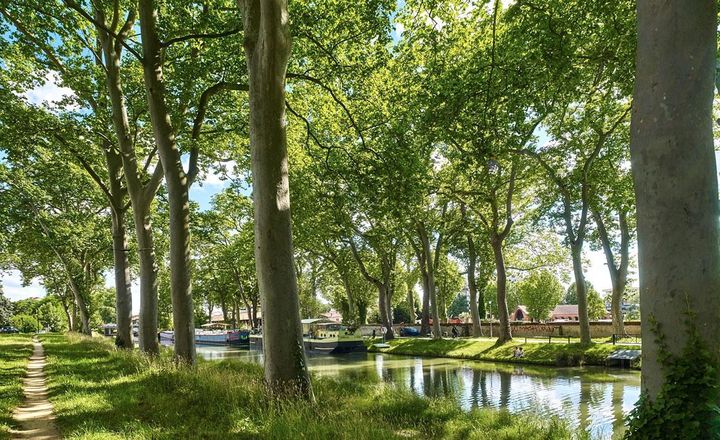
161, 27, 242, 47
188, 81, 249, 186
62, 0, 144, 62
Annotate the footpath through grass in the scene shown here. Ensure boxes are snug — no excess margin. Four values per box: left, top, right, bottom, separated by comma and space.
40, 333, 583, 440
368, 337, 640, 369
0, 333, 33, 439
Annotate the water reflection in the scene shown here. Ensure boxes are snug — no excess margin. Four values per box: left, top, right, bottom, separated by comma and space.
193, 345, 640, 439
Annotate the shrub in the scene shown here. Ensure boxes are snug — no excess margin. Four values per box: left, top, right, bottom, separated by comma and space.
10, 314, 41, 333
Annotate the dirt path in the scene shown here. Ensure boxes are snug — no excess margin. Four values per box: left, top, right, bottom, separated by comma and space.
11, 338, 60, 440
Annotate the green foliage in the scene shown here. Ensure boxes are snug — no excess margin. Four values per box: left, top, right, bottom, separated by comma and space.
587, 289, 607, 320
11, 296, 67, 332
447, 293, 470, 318
625, 316, 720, 439
518, 271, 563, 322
0, 286, 12, 326
393, 300, 415, 324
485, 283, 521, 318
9, 314, 40, 333
90, 287, 116, 328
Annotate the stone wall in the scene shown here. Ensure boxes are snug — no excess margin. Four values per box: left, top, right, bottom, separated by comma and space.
360, 321, 641, 339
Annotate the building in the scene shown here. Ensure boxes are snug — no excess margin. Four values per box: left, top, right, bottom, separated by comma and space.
319, 309, 342, 323
550, 305, 580, 321
510, 304, 591, 322
510, 305, 531, 322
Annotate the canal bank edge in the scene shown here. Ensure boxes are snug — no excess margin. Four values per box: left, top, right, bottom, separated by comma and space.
34, 333, 579, 439
367, 337, 641, 369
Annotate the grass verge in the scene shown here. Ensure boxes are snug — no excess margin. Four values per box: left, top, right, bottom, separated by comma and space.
0, 334, 33, 439
368, 337, 641, 369
40, 333, 584, 439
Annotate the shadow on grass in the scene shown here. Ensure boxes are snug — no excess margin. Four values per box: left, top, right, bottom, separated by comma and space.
39, 334, 579, 440
0, 334, 33, 439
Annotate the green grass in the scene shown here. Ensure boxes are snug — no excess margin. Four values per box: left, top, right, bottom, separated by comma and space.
40, 334, 584, 439
0, 334, 33, 439
369, 337, 641, 369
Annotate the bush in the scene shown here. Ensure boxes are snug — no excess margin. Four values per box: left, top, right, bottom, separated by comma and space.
10, 314, 41, 333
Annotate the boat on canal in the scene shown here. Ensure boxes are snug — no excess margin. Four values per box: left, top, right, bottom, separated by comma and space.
160, 323, 250, 347
249, 318, 366, 354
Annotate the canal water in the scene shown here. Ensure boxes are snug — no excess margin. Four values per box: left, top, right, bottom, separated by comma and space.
195, 345, 640, 439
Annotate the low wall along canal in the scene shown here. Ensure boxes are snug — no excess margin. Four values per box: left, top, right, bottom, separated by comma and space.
359, 321, 642, 339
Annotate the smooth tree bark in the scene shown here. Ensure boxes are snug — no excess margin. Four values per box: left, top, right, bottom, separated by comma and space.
466, 234, 483, 337
460, 205, 483, 337
104, 147, 133, 348
242, 0, 313, 398
95, 7, 163, 355
631, 0, 720, 400
138, 0, 195, 364
591, 207, 630, 336
474, 162, 518, 344
414, 222, 442, 339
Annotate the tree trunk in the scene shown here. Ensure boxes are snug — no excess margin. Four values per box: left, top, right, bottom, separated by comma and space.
592, 207, 628, 337
68, 279, 91, 335
467, 234, 482, 337
110, 210, 132, 348
97, 12, 161, 355
251, 296, 259, 329
631, 0, 720, 401
71, 302, 78, 332
220, 297, 228, 323
134, 207, 159, 354
242, 0, 312, 399
491, 238, 511, 343
417, 223, 441, 338
139, 0, 195, 364
570, 243, 592, 344
339, 270, 357, 322
102, 143, 133, 349
420, 273, 431, 335
384, 287, 393, 327
58, 290, 74, 332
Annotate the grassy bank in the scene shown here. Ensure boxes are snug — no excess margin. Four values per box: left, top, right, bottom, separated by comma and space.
40, 334, 584, 439
368, 337, 641, 369
0, 334, 33, 439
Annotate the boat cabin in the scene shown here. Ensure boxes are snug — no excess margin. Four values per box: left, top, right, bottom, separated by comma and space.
102, 323, 117, 337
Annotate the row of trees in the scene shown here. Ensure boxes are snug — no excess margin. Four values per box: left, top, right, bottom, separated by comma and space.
0, 0, 635, 391
1, 0, 717, 428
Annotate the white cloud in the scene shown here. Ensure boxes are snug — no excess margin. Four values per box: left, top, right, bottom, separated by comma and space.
22, 71, 76, 109
1, 270, 46, 301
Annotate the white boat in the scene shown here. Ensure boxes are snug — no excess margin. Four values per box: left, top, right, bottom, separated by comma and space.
159, 323, 250, 347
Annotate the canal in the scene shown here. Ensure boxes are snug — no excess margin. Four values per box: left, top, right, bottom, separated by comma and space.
196, 345, 640, 439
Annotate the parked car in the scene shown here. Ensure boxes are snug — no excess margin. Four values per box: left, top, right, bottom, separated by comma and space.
0, 326, 20, 334
399, 327, 420, 337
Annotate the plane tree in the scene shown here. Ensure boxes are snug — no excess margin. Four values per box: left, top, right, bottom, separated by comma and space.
504, 0, 634, 344
626, 1, 719, 433
0, 1, 169, 351
588, 133, 635, 336
0, 129, 112, 335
